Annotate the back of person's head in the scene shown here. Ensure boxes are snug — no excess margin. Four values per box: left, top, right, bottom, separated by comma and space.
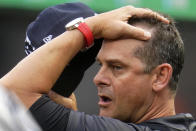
128, 15, 184, 93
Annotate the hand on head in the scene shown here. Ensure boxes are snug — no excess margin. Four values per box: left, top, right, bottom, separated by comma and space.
85, 6, 169, 40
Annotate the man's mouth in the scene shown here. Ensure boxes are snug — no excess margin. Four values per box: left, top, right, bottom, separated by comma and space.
98, 95, 112, 107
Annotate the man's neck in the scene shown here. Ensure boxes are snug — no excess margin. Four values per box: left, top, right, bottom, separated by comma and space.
136, 91, 176, 123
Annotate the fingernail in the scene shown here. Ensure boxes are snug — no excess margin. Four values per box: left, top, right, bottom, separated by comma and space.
163, 17, 170, 24
144, 31, 151, 38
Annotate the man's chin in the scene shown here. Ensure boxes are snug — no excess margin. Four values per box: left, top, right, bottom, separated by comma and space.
99, 109, 127, 122
99, 109, 113, 118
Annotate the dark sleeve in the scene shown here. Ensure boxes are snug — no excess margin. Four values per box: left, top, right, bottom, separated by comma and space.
29, 95, 71, 131
67, 111, 152, 131
30, 95, 151, 131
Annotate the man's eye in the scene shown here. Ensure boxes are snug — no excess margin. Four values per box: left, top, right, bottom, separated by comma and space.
112, 65, 122, 70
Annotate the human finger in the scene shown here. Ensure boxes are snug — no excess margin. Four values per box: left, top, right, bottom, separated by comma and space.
69, 93, 77, 102
120, 23, 151, 40
130, 7, 169, 24
48, 91, 77, 111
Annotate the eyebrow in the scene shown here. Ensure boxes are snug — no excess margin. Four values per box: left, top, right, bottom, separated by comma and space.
96, 57, 127, 66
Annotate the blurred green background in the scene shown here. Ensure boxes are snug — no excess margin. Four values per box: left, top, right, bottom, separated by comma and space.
0, 0, 196, 20
0, 0, 196, 118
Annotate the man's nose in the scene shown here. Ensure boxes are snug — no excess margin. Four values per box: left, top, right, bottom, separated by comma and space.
93, 67, 110, 88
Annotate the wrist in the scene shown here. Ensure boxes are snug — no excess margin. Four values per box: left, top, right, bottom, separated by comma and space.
66, 17, 94, 48
77, 22, 94, 48
85, 16, 101, 39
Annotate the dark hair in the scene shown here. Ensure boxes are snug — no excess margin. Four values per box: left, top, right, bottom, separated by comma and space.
128, 15, 184, 91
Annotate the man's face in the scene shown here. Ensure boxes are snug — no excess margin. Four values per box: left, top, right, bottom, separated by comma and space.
94, 37, 155, 122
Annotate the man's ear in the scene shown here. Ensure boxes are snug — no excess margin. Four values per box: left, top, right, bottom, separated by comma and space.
151, 63, 173, 92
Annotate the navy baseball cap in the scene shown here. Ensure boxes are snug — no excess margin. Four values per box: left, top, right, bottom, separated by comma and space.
25, 2, 98, 54
25, 2, 102, 96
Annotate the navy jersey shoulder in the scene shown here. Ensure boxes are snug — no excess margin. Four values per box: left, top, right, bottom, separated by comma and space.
67, 111, 151, 131
30, 95, 71, 131
30, 95, 151, 131
30, 95, 196, 131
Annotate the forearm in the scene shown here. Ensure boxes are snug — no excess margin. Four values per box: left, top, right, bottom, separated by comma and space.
0, 6, 168, 108
0, 30, 84, 106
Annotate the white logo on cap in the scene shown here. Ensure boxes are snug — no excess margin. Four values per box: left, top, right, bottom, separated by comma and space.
25, 35, 36, 55
25, 35, 31, 44
43, 35, 53, 43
